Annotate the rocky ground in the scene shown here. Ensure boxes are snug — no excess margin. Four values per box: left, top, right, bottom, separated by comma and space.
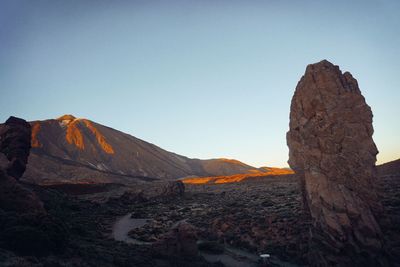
0, 184, 155, 267
377, 174, 400, 264
1, 172, 399, 267
128, 175, 310, 265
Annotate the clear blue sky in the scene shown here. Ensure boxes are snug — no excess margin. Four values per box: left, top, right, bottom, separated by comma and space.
1, 0, 399, 167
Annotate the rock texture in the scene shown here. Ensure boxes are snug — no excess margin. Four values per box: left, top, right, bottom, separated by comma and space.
0, 117, 45, 214
0, 171, 45, 214
0, 117, 70, 257
377, 158, 400, 177
155, 181, 185, 197
287, 60, 384, 266
152, 222, 199, 258
109, 181, 185, 206
0, 116, 32, 179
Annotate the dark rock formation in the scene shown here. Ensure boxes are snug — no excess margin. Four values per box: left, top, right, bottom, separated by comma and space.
155, 181, 185, 197
0, 116, 32, 179
0, 170, 45, 214
287, 60, 384, 266
0, 117, 64, 257
109, 181, 185, 206
0, 117, 45, 214
152, 222, 198, 258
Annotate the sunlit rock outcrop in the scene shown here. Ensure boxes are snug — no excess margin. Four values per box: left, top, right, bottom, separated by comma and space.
287, 60, 384, 266
55, 115, 114, 153
182, 167, 294, 184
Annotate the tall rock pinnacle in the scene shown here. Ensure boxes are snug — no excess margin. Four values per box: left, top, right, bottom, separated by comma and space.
287, 60, 384, 266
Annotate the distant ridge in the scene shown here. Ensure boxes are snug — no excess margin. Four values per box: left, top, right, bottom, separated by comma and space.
182, 167, 294, 184
377, 158, 400, 176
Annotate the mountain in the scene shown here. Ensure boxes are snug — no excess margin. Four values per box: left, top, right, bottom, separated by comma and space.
21, 115, 272, 185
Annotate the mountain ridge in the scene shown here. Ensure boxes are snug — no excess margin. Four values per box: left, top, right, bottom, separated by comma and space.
20, 115, 284, 184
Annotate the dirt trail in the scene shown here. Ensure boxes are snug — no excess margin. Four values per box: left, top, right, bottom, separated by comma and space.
112, 213, 150, 245
112, 212, 300, 267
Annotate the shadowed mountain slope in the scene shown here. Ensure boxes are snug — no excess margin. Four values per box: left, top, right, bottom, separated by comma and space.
21, 115, 274, 184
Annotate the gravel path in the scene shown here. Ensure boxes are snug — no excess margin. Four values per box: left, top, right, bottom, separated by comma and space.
112, 213, 150, 245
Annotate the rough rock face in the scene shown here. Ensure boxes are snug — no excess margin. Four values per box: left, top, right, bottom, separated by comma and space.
0, 117, 45, 214
287, 60, 384, 265
155, 181, 185, 197
0, 116, 32, 179
0, 117, 68, 257
0, 169, 45, 214
377, 158, 400, 177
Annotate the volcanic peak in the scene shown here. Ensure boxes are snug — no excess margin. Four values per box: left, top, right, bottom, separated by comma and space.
57, 114, 77, 123
32, 115, 114, 154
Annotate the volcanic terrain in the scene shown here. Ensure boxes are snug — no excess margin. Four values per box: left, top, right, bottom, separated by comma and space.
23, 115, 288, 185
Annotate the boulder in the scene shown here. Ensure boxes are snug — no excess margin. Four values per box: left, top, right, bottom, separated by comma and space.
287, 60, 384, 266
159, 181, 185, 197
152, 222, 198, 258
0, 169, 45, 214
152, 180, 185, 198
